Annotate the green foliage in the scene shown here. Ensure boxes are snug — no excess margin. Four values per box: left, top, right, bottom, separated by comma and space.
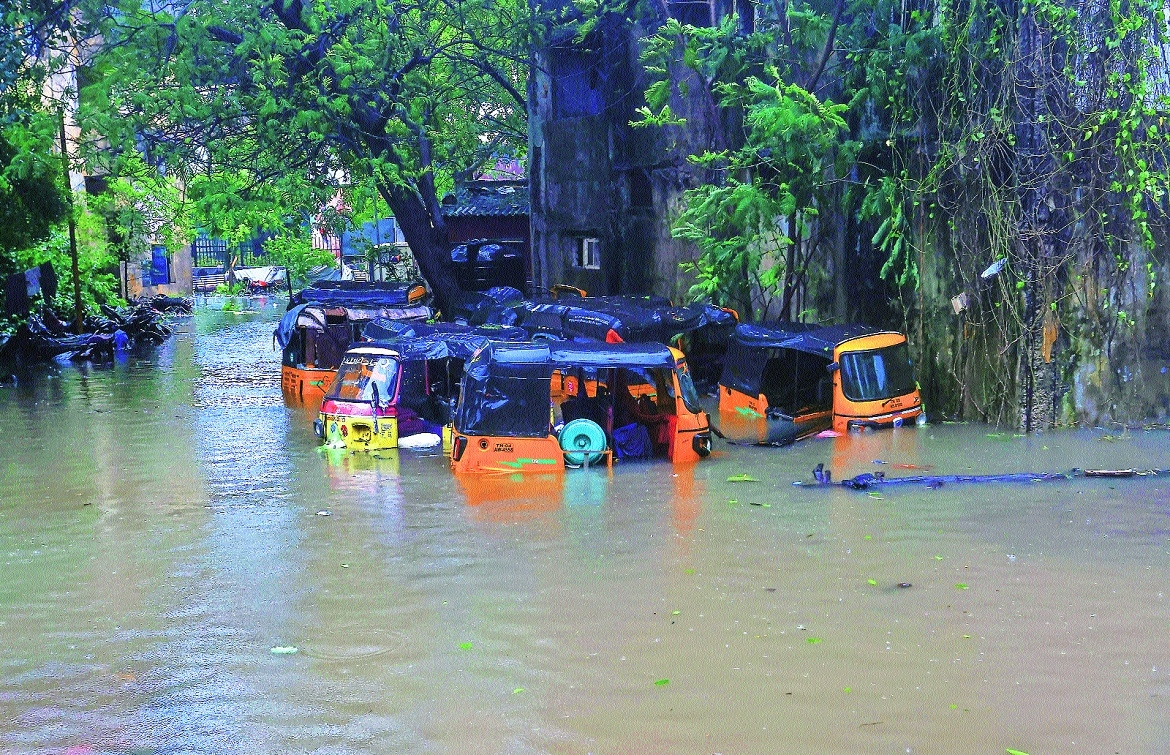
635, 5, 856, 318
671, 73, 848, 317
87, 153, 191, 264
0, 117, 68, 263
16, 201, 122, 314
73, 0, 535, 307
215, 281, 248, 297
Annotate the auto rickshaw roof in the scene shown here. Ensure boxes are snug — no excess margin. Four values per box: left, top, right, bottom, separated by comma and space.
476, 340, 678, 369
273, 298, 433, 349
548, 341, 678, 369
479, 341, 554, 365
515, 296, 736, 343
289, 281, 428, 308
733, 322, 893, 357
361, 319, 529, 361
363, 317, 527, 344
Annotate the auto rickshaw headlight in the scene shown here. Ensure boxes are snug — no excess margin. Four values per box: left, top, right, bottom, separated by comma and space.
693, 432, 712, 458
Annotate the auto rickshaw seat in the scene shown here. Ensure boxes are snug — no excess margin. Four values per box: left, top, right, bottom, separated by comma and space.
561, 380, 611, 430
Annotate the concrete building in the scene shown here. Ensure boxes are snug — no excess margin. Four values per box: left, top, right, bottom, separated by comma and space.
528, 2, 739, 300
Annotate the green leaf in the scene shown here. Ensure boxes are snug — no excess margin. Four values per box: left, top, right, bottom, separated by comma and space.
727, 474, 760, 482
654, 678, 670, 686
955, 583, 969, 590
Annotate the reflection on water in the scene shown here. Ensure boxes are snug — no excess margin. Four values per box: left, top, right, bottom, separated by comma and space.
2, 303, 1169, 752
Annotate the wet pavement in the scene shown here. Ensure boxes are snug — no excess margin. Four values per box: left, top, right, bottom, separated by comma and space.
1, 298, 1169, 753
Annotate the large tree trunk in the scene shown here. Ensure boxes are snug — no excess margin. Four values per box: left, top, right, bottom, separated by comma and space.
1013, 6, 1067, 431
378, 183, 461, 316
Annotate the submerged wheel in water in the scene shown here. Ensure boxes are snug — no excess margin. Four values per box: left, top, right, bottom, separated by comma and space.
559, 419, 607, 467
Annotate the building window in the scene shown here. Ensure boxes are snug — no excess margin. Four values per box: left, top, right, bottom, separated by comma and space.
573, 237, 601, 270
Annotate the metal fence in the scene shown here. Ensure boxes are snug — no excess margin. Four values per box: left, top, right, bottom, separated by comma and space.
191, 234, 271, 270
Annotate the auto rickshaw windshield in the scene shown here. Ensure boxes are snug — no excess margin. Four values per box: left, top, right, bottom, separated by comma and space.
326, 355, 400, 404
839, 343, 916, 402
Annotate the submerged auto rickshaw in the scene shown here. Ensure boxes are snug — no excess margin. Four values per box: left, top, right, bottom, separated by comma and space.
717, 323, 922, 445
317, 324, 528, 451
317, 344, 404, 450
276, 281, 432, 406
450, 341, 713, 473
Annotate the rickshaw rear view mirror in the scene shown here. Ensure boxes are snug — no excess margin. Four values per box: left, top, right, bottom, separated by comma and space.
826, 361, 840, 373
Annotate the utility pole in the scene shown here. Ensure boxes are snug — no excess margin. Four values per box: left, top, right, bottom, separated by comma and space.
58, 107, 83, 333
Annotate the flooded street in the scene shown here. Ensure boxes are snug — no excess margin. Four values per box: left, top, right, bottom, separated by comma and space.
2, 301, 1169, 753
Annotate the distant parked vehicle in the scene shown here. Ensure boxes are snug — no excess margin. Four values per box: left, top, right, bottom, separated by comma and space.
449, 239, 527, 293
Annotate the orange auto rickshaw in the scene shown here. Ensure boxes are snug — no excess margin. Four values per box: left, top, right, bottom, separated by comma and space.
717, 322, 923, 445
450, 341, 713, 473
315, 323, 529, 452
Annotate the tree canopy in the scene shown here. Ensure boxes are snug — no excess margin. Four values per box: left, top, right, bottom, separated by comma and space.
75, 0, 532, 312
7, 0, 1170, 425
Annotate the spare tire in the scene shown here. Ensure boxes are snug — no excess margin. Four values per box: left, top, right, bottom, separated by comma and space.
559, 418, 607, 467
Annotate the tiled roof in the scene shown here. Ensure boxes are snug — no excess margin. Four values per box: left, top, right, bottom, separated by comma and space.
441, 180, 530, 218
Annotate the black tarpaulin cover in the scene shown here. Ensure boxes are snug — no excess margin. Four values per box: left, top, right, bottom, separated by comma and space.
721, 322, 889, 398
449, 286, 527, 325
517, 297, 735, 343
547, 340, 676, 369
364, 326, 525, 362
732, 322, 882, 354
456, 342, 553, 438
449, 293, 735, 341
362, 318, 527, 346
274, 304, 311, 349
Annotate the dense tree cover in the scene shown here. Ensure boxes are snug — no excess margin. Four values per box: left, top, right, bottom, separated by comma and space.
72, 0, 532, 314
634, 0, 1170, 426
7, 0, 1168, 424
0, 7, 65, 259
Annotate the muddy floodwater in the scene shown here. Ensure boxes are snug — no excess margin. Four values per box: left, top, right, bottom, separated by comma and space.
2, 300, 1169, 754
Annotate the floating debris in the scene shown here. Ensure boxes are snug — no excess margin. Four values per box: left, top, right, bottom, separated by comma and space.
814, 465, 1168, 491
